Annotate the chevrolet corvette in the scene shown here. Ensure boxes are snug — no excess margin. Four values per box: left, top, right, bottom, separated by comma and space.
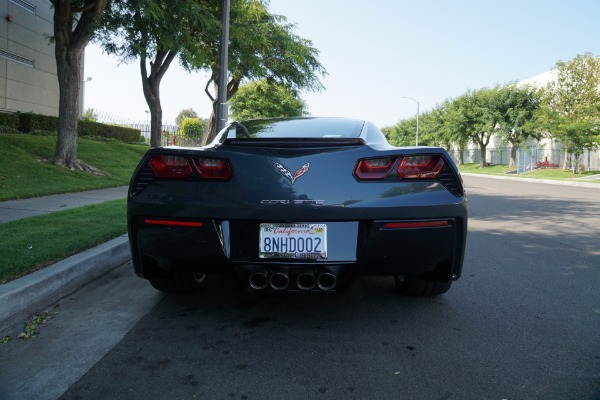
127, 117, 467, 296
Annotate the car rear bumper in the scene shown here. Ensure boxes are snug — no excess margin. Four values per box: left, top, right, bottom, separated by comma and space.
128, 215, 466, 292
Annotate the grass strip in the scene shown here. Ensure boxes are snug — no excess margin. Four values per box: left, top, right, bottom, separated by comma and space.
459, 163, 600, 183
0, 199, 127, 284
0, 134, 148, 200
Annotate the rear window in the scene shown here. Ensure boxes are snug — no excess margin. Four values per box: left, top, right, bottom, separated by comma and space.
222, 118, 364, 140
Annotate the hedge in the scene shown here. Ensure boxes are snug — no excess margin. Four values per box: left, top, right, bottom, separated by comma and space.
6, 112, 142, 143
0, 112, 21, 130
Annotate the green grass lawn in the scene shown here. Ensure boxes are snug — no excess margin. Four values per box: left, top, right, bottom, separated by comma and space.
0, 199, 126, 284
0, 134, 149, 200
459, 163, 600, 183
0, 134, 145, 283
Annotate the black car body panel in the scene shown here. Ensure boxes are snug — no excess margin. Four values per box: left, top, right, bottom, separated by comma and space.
127, 117, 467, 294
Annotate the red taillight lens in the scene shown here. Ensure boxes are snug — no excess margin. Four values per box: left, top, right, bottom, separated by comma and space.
383, 220, 449, 229
398, 155, 444, 179
148, 156, 192, 178
144, 218, 203, 227
354, 157, 394, 180
193, 158, 233, 180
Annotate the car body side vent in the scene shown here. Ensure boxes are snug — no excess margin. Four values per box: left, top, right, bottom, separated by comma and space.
437, 163, 464, 197
131, 164, 155, 196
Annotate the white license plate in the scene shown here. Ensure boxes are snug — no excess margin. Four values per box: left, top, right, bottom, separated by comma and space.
259, 223, 327, 259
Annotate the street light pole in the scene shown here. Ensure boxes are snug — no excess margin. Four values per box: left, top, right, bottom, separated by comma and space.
401, 96, 419, 146
81, 77, 92, 117
216, 0, 231, 133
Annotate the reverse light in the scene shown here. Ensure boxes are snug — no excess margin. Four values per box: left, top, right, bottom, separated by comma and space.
148, 156, 192, 178
354, 157, 394, 180
193, 157, 233, 180
398, 155, 444, 179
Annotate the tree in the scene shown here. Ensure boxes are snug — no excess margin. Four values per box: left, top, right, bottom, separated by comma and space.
539, 53, 600, 172
175, 108, 199, 127
50, 0, 110, 171
494, 84, 542, 167
82, 107, 99, 122
179, 117, 204, 138
229, 80, 308, 120
96, 0, 214, 147
180, 0, 326, 144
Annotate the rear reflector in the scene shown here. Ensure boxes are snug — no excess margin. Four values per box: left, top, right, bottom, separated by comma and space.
354, 157, 394, 180
144, 219, 203, 227
193, 158, 233, 180
398, 155, 444, 179
383, 221, 449, 229
148, 156, 192, 178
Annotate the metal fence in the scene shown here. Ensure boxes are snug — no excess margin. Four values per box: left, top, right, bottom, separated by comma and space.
449, 147, 600, 172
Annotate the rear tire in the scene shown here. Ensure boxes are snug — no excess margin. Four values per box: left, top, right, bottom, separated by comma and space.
150, 272, 207, 293
394, 275, 451, 296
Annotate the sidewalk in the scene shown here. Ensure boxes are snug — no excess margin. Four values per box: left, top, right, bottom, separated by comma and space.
0, 186, 131, 335
0, 186, 129, 223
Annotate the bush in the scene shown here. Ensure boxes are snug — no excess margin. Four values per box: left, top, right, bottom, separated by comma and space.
179, 117, 204, 138
18, 113, 59, 133
0, 112, 20, 129
78, 120, 141, 143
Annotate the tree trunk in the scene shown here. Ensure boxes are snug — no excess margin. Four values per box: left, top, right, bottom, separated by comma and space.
50, 0, 109, 171
52, 44, 82, 168
140, 51, 176, 148
509, 143, 518, 168
562, 146, 570, 170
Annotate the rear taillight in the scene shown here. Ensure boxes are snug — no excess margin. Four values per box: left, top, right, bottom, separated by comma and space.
397, 155, 444, 179
148, 156, 192, 178
193, 158, 233, 180
354, 157, 394, 180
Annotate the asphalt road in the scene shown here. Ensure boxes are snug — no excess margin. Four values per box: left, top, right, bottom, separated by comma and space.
2, 175, 599, 400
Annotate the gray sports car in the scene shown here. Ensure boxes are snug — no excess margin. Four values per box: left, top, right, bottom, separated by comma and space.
127, 117, 467, 296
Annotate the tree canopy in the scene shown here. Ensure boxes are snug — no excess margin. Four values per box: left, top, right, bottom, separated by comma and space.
229, 80, 308, 120
539, 52, 600, 171
96, 0, 214, 147
175, 108, 199, 127
179, 0, 327, 143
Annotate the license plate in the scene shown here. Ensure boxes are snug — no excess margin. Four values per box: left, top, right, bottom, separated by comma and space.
259, 223, 327, 259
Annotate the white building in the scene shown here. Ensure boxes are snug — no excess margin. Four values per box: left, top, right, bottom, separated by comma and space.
0, 0, 59, 116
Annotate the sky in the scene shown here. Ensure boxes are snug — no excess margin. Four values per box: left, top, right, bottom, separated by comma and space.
83, 0, 600, 129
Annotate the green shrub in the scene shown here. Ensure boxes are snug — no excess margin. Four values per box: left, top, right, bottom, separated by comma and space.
179, 117, 204, 138
78, 120, 141, 143
0, 113, 20, 129
18, 113, 59, 133
0, 125, 20, 134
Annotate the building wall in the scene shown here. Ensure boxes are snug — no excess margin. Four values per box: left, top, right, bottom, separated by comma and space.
0, 0, 59, 116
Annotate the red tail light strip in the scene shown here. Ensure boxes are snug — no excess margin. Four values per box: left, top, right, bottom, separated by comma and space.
144, 219, 204, 227
354, 155, 445, 181
148, 155, 232, 180
383, 221, 449, 229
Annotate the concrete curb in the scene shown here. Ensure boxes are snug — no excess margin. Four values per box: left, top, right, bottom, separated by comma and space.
0, 235, 130, 334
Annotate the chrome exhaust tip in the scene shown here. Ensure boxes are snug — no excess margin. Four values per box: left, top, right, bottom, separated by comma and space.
317, 272, 336, 291
297, 272, 316, 291
269, 272, 289, 290
249, 271, 269, 290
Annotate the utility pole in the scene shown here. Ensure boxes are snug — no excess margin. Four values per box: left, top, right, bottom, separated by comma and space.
216, 0, 231, 133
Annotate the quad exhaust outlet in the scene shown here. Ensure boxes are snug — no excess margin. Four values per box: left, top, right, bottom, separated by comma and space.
247, 269, 337, 291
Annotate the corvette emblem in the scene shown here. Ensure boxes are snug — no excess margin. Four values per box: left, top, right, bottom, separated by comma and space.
275, 162, 310, 185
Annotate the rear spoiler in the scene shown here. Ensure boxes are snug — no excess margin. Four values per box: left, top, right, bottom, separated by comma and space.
221, 138, 366, 147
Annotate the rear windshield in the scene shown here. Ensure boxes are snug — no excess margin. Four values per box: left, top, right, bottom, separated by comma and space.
222, 118, 364, 140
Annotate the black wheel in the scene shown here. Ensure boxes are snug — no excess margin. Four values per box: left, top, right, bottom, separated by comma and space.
149, 271, 207, 293
394, 275, 451, 296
